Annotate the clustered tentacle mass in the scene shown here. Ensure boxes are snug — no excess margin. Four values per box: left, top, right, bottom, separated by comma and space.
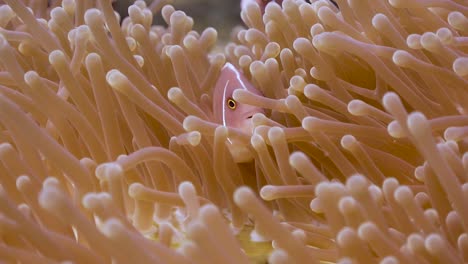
0, 0, 467, 263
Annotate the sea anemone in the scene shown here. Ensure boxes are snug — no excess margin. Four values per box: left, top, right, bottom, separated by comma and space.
0, 0, 467, 263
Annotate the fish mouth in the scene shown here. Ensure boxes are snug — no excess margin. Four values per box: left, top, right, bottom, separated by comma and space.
241, 107, 265, 120
238, 108, 265, 133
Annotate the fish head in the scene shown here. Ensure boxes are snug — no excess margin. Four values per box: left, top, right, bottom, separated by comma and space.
212, 63, 264, 134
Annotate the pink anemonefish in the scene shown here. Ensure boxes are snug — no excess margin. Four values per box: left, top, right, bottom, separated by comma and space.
212, 63, 265, 162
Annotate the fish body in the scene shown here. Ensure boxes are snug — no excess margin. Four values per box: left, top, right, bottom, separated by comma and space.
212, 63, 265, 162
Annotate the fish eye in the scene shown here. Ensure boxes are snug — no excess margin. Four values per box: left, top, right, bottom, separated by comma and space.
227, 98, 237, 110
